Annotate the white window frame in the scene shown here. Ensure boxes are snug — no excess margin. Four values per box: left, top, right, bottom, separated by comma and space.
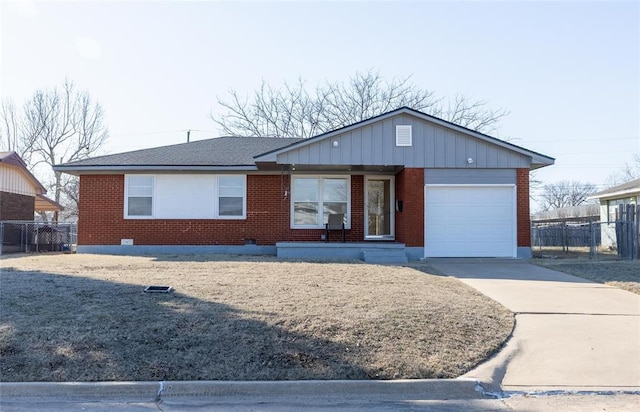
290, 175, 351, 229
124, 174, 246, 219
216, 175, 247, 220
124, 175, 155, 219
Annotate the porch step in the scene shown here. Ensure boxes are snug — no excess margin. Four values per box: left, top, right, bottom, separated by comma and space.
362, 248, 408, 264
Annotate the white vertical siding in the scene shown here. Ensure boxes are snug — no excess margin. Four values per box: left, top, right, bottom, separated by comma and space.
0, 165, 38, 196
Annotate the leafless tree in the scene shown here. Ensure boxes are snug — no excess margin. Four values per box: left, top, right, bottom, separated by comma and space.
16, 80, 108, 219
211, 70, 508, 138
539, 181, 597, 211
606, 153, 640, 186
0, 100, 26, 157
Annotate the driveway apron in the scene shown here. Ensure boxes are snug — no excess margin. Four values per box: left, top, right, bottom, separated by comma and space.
427, 259, 640, 393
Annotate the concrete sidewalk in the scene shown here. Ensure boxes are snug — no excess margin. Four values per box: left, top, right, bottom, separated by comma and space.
428, 259, 640, 393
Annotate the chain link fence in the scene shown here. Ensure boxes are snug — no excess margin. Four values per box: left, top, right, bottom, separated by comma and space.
0, 221, 77, 255
532, 220, 637, 260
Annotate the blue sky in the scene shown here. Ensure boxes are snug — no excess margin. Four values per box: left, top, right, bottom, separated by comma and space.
1, 0, 638, 203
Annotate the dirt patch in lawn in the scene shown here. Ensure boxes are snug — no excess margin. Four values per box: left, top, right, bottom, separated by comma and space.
533, 259, 640, 295
0, 254, 513, 382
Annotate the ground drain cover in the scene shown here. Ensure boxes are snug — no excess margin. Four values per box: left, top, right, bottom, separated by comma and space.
144, 285, 173, 293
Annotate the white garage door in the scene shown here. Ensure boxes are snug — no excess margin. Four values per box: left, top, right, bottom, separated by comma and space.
424, 185, 516, 258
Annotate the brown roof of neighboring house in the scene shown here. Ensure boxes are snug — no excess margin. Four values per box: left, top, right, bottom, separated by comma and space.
0, 151, 47, 194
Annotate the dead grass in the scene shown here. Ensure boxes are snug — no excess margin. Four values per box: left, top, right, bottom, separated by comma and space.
532, 246, 619, 260
0, 254, 513, 382
533, 258, 640, 295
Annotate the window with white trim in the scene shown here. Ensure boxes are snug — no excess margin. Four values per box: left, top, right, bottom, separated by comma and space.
124, 174, 246, 219
291, 176, 350, 228
218, 175, 245, 217
126, 175, 153, 217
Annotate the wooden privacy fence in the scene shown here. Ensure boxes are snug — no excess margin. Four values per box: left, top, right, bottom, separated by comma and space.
531, 204, 638, 260
531, 222, 600, 250
615, 203, 639, 260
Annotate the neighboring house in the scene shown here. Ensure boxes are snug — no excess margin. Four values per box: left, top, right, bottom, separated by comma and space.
54, 107, 554, 260
0, 151, 62, 220
588, 178, 640, 248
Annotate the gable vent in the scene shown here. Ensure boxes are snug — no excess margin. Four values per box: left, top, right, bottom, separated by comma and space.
396, 125, 412, 146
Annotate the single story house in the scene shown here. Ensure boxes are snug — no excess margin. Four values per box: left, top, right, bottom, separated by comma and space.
54, 107, 554, 261
0, 151, 62, 220
588, 177, 639, 249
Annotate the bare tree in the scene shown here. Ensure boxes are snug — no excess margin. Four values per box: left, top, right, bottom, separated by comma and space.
18, 80, 108, 219
539, 181, 597, 211
0, 100, 25, 157
606, 153, 640, 186
211, 70, 508, 137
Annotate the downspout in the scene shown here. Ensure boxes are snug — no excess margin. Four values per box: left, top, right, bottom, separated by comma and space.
280, 165, 290, 242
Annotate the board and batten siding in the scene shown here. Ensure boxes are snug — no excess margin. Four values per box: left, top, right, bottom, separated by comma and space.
0, 165, 38, 196
276, 114, 530, 168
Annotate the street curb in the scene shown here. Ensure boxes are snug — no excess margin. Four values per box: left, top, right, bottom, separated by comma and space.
0, 379, 483, 401
0, 381, 159, 400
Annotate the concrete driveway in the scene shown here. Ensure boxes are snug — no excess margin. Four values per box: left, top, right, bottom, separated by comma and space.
427, 259, 640, 393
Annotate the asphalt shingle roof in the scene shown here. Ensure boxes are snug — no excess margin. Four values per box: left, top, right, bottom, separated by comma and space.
590, 177, 640, 198
57, 137, 302, 168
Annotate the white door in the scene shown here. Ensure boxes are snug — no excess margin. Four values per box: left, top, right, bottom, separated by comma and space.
424, 185, 516, 258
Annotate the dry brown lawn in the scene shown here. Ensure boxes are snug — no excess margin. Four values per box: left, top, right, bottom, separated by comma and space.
533, 258, 640, 295
0, 254, 513, 382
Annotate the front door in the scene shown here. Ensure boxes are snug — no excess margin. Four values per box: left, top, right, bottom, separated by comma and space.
365, 177, 394, 239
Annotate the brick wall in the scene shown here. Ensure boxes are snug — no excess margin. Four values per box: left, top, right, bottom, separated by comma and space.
79, 170, 529, 249
0, 191, 35, 220
78, 174, 366, 245
516, 168, 531, 247
394, 168, 424, 247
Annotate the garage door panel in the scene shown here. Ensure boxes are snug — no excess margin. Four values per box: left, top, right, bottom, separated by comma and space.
424, 186, 516, 258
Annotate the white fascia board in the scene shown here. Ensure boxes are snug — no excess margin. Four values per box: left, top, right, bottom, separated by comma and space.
587, 188, 640, 201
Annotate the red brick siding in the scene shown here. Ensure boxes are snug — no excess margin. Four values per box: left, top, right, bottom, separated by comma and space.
394, 168, 424, 247
78, 174, 366, 245
288, 175, 365, 242
0, 191, 35, 220
516, 168, 531, 247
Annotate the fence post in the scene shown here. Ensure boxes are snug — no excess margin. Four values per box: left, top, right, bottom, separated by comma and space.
628, 204, 636, 260
589, 221, 596, 259
633, 205, 640, 259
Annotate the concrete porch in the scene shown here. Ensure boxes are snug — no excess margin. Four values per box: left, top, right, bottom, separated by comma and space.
276, 242, 423, 263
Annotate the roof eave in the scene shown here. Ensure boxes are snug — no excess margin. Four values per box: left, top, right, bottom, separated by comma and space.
35, 194, 64, 212
253, 107, 555, 164
53, 165, 259, 175
1, 153, 47, 194
588, 188, 640, 201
